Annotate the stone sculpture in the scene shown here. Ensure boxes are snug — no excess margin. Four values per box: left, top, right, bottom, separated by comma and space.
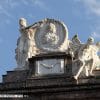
69, 34, 81, 59
72, 37, 100, 80
15, 18, 100, 79
90, 42, 100, 73
19, 18, 27, 29
15, 18, 38, 69
15, 18, 28, 69
15, 18, 69, 69
42, 23, 59, 45
34, 18, 69, 52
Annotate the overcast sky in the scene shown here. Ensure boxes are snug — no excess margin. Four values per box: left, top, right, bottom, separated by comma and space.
0, 0, 100, 81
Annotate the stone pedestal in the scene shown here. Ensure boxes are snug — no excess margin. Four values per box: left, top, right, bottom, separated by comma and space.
0, 74, 100, 100
0, 53, 100, 100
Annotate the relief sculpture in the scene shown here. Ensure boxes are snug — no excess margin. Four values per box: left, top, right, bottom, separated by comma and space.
15, 18, 100, 80
42, 23, 59, 45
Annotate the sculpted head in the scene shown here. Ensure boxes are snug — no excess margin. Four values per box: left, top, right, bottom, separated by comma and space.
19, 18, 27, 28
47, 23, 56, 33
87, 37, 94, 44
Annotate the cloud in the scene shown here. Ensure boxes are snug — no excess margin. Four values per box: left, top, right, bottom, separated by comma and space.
0, 1, 15, 20
21, 0, 29, 5
33, 0, 49, 12
8, 0, 49, 11
0, 0, 49, 18
0, 5, 11, 17
75, 0, 100, 41
0, 0, 48, 24
8, 0, 19, 8
91, 32, 100, 39
76, 0, 100, 16
34, 0, 45, 7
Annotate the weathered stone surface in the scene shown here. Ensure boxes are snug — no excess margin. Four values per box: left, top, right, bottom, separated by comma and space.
3, 70, 29, 83
0, 74, 100, 100
0, 53, 100, 99
71, 36, 100, 80
15, 18, 69, 70
0, 18, 100, 99
15, 18, 100, 81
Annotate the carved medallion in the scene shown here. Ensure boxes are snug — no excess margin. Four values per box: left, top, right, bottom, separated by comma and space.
34, 19, 68, 52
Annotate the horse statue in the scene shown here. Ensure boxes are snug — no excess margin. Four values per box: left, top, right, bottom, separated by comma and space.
90, 42, 100, 74
70, 36, 100, 80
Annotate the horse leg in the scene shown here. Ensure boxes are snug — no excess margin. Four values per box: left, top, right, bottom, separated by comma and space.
85, 60, 91, 77
89, 59, 94, 76
74, 62, 85, 80
85, 65, 89, 76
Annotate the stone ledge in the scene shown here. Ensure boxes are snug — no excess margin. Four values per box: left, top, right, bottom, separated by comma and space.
2, 70, 29, 83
